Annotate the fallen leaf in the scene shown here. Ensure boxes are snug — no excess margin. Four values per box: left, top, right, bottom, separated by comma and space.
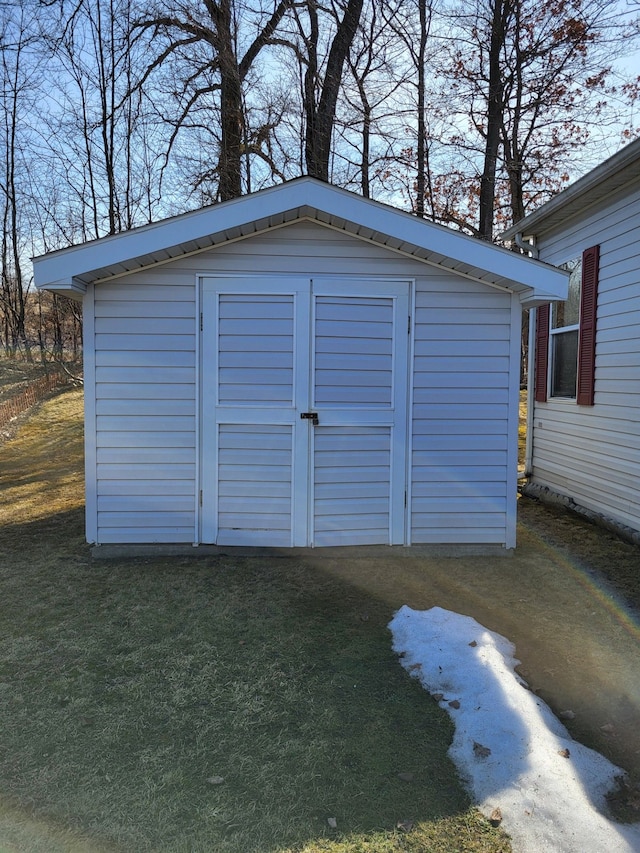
408, 663, 422, 673
207, 776, 225, 785
327, 817, 337, 829
558, 748, 571, 758
473, 741, 491, 758
396, 819, 414, 832
448, 699, 461, 709
468, 640, 478, 647
432, 692, 444, 702
600, 723, 616, 735
489, 807, 502, 827
559, 709, 575, 720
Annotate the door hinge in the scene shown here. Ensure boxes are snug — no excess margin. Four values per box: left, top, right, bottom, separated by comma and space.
404, 490, 407, 508
200, 312, 203, 332
199, 489, 203, 506
408, 315, 411, 335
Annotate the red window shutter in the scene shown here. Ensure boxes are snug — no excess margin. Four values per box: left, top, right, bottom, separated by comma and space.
534, 304, 550, 403
576, 245, 600, 406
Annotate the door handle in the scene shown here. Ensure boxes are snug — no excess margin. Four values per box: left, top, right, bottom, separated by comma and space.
300, 412, 319, 426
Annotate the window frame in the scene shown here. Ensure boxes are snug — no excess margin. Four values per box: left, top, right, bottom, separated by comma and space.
534, 245, 599, 407
548, 257, 582, 400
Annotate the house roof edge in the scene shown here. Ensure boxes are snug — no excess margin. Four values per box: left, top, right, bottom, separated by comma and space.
501, 136, 640, 241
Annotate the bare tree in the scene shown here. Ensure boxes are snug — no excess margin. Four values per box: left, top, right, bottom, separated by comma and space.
445, 0, 638, 238
0, 0, 39, 357
477, 0, 510, 239
338, 0, 411, 197
39, 0, 157, 239
292, 0, 365, 181
132, 0, 293, 202
414, 0, 433, 217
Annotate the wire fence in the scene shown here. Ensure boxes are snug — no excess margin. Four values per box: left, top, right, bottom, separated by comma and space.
0, 372, 70, 431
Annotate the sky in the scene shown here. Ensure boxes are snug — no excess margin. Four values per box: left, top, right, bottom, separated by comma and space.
389, 606, 640, 853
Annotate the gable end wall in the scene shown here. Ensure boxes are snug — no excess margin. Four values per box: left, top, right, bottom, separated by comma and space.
86, 221, 519, 546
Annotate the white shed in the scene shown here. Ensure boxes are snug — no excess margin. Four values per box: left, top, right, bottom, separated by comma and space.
33, 177, 567, 549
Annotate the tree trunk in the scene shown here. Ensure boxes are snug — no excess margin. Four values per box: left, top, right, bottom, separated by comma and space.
215, 0, 244, 201
1, 14, 31, 359
351, 70, 371, 197
218, 62, 244, 200
478, 0, 509, 241
416, 0, 428, 217
503, 0, 525, 227
305, 0, 364, 181
505, 139, 526, 225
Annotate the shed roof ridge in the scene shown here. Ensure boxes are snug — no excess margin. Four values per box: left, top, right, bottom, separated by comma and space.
32, 176, 569, 305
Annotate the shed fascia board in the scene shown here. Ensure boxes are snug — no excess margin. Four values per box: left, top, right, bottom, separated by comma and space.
42, 278, 87, 300
33, 177, 568, 301
501, 137, 640, 242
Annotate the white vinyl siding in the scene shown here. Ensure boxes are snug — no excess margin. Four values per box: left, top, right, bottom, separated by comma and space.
411, 285, 512, 543
313, 426, 391, 546
92, 277, 197, 543
314, 296, 393, 407
532, 177, 640, 533
217, 295, 294, 405
89, 220, 519, 547
217, 424, 293, 547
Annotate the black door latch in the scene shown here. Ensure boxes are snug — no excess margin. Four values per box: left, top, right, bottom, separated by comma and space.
300, 412, 319, 426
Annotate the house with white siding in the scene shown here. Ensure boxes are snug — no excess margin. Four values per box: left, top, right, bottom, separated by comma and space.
502, 139, 640, 542
33, 177, 567, 550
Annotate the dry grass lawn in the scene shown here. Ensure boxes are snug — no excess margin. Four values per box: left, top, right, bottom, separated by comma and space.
0, 389, 512, 852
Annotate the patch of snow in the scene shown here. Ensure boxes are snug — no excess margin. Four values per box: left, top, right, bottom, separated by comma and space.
389, 605, 640, 853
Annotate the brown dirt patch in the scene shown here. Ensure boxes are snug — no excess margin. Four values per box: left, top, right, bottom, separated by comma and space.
517, 495, 640, 618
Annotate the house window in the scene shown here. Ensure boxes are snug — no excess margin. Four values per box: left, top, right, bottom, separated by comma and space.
534, 244, 599, 406
550, 258, 581, 398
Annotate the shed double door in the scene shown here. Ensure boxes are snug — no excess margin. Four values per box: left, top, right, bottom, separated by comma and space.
200, 276, 410, 547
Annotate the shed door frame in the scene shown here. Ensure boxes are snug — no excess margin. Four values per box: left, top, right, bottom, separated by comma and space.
199, 275, 411, 547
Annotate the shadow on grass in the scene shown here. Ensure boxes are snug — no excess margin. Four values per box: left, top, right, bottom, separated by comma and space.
0, 508, 510, 853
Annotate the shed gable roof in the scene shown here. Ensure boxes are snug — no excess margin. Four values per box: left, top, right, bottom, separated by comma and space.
33, 176, 567, 305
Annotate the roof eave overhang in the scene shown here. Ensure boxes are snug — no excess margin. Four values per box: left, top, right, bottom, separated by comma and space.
519, 291, 564, 308
33, 177, 568, 303
41, 278, 87, 301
